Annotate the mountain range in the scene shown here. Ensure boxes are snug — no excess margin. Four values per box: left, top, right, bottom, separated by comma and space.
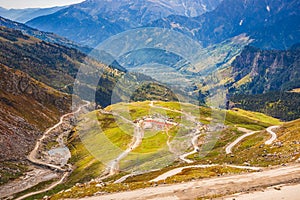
1, 0, 299, 118
26, 0, 222, 47
149, 0, 300, 49
0, 0, 299, 198
23, 0, 300, 50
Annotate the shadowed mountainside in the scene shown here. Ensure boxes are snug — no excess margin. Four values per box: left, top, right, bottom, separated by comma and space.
150, 0, 300, 49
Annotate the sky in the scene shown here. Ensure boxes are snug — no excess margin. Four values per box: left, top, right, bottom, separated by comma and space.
0, 0, 85, 9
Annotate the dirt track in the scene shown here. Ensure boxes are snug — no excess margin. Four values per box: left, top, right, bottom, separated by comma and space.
223, 183, 300, 200
80, 163, 300, 200
10, 101, 90, 200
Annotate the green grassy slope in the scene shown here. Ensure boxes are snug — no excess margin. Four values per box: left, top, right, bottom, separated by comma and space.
66, 101, 280, 182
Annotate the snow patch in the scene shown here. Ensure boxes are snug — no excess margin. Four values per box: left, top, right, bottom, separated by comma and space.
201, 4, 207, 12
170, 22, 181, 29
239, 19, 244, 26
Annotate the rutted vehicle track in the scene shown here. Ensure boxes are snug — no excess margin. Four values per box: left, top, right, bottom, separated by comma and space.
81, 164, 300, 200
226, 125, 280, 154
149, 101, 203, 163
13, 101, 91, 200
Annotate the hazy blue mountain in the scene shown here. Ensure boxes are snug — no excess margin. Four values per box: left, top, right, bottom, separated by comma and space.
26, 0, 223, 47
150, 0, 300, 49
27, 7, 124, 47
0, 16, 84, 50
0, 6, 65, 23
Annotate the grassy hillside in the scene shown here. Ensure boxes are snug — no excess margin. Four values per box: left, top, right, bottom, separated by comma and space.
191, 119, 300, 167
37, 101, 286, 199
66, 101, 279, 181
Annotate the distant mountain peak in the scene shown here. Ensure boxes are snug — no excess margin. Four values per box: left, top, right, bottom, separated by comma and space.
26, 0, 222, 47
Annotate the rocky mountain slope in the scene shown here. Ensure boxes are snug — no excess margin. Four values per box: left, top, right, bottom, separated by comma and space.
150, 0, 300, 49
0, 64, 71, 161
0, 26, 87, 91
0, 25, 182, 187
0, 16, 126, 71
26, 0, 222, 47
228, 44, 300, 121
229, 45, 300, 94
201, 44, 300, 121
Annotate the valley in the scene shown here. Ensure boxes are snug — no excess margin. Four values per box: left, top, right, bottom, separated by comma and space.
0, 0, 299, 199
6, 100, 298, 200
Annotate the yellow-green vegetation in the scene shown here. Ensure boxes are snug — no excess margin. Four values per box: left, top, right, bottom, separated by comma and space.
154, 101, 213, 124
74, 111, 131, 169
192, 119, 300, 167
106, 101, 182, 122
75, 101, 281, 172
133, 131, 168, 153
234, 74, 251, 87
67, 131, 105, 184
229, 108, 281, 126
97, 112, 133, 150
154, 101, 280, 129
28, 100, 283, 199
49, 166, 252, 199
225, 108, 281, 130
161, 166, 253, 184
106, 101, 152, 121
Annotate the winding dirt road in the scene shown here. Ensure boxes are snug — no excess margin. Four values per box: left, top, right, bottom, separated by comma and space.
0, 168, 58, 199
149, 164, 262, 182
225, 130, 259, 154
15, 172, 70, 200
149, 101, 202, 164
27, 101, 91, 171
105, 112, 144, 175
226, 125, 279, 154
179, 130, 201, 163
81, 164, 300, 200
15, 101, 90, 200
265, 125, 279, 145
